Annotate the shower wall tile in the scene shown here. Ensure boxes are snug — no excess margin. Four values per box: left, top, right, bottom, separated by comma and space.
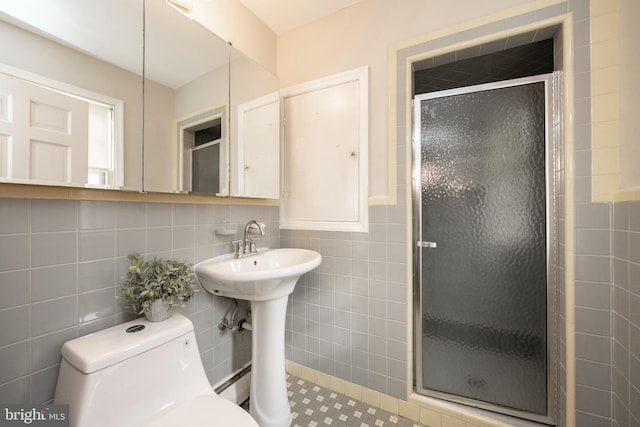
630, 204, 640, 232
576, 358, 612, 391
576, 229, 610, 255
576, 202, 611, 228
0, 198, 279, 404
575, 281, 611, 310
576, 384, 612, 418
575, 254, 611, 282
576, 332, 612, 364
612, 200, 640, 427
575, 307, 611, 336
575, 176, 592, 202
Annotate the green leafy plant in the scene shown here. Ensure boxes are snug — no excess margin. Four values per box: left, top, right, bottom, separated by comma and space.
119, 253, 198, 316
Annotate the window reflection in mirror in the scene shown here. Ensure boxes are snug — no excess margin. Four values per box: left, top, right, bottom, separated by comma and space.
0, 1, 143, 191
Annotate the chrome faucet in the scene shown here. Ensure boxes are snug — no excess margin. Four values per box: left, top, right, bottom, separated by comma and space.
232, 220, 265, 258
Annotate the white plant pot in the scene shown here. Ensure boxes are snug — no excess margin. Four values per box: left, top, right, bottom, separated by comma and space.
145, 299, 172, 322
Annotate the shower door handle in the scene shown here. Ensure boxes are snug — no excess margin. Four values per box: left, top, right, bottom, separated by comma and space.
417, 241, 437, 248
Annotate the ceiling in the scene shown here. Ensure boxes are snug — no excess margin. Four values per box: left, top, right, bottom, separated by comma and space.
239, 0, 368, 34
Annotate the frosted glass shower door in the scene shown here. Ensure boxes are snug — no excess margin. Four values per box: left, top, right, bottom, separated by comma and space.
413, 76, 551, 419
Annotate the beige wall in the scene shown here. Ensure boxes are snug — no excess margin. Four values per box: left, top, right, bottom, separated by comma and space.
591, 0, 640, 202
277, 0, 534, 199
619, 0, 640, 192
590, 0, 620, 201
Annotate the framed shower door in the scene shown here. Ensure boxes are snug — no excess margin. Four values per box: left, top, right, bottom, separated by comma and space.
412, 75, 556, 424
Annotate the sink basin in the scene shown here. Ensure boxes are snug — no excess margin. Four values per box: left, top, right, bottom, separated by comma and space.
194, 248, 322, 301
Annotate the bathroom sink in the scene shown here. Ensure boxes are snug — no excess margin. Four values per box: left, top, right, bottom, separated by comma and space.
194, 248, 322, 301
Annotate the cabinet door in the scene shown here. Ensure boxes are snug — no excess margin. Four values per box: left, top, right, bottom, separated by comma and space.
281, 67, 368, 232
236, 92, 279, 199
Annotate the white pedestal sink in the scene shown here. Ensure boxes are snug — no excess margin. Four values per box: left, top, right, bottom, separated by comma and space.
194, 248, 322, 427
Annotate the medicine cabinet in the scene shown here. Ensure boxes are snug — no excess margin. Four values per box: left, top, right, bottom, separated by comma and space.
280, 67, 369, 232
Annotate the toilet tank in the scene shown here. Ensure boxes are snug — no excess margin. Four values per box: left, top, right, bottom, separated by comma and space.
54, 313, 213, 427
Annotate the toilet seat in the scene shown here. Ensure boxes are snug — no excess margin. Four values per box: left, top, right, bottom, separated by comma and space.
145, 394, 258, 427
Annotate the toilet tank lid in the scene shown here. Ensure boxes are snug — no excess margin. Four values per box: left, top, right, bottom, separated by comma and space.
61, 313, 194, 374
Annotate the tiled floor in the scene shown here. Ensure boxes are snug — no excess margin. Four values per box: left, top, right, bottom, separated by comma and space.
242, 374, 430, 427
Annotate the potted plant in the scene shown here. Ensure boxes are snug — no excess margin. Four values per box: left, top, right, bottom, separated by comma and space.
119, 253, 198, 321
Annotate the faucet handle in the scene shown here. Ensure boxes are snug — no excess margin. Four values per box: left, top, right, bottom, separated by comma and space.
232, 239, 244, 257
249, 238, 261, 254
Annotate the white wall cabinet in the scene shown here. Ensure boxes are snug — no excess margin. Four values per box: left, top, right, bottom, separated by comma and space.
280, 67, 368, 232
233, 92, 280, 199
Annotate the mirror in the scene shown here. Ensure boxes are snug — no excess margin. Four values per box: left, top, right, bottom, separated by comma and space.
144, 1, 281, 198
0, 0, 143, 191
0, 0, 281, 198
142, 0, 230, 195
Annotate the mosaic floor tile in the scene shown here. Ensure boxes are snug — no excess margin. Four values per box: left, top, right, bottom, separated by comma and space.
242, 374, 430, 427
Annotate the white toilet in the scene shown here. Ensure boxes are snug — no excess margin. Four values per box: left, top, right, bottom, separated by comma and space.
54, 313, 258, 427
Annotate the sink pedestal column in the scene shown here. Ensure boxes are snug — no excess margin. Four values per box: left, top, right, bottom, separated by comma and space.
249, 295, 291, 427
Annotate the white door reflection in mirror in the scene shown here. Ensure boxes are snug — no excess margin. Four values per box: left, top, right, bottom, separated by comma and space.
0, 68, 123, 188
235, 92, 279, 199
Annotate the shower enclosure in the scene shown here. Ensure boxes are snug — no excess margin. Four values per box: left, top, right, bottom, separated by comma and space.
412, 74, 557, 424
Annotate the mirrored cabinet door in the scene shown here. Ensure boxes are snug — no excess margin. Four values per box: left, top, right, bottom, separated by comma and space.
142, 0, 230, 195
0, 0, 144, 191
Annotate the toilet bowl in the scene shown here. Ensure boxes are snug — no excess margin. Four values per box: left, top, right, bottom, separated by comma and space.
54, 313, 258, 427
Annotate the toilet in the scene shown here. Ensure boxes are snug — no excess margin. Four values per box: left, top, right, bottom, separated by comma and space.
54, 313, 258, 427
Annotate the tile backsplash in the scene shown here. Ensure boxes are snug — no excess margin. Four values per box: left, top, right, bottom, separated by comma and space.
0, 197, 279, 404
